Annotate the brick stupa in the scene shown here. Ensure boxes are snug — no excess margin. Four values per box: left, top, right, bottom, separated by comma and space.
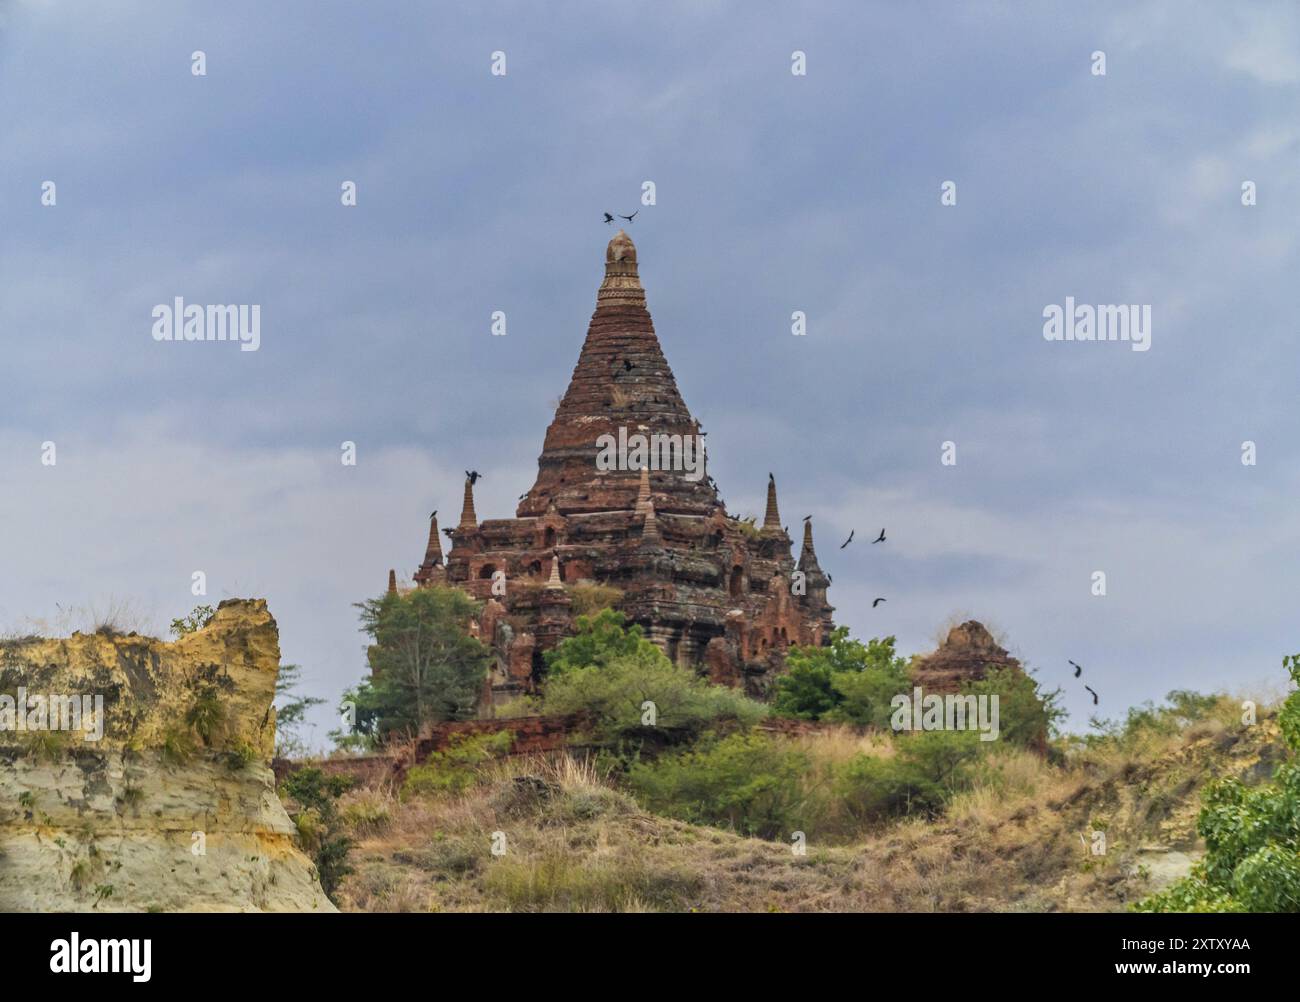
393, 231, 833, 707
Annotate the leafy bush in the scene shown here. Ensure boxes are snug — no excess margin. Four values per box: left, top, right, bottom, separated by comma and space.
185, 690, 228, 746
401, 731, 514, 800
541, 645, 766, 749
772, 628, 910, 726
542, 609, 661, 676
835, 730, 982, 821
280, 767, 355, 900
958, 667, 1064, 749
626, 732, 811, 839
169, 604, 215, 637
1138, 654, 1300, 912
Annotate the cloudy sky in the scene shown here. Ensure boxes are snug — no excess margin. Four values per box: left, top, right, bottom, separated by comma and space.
2, 0, 1297, 745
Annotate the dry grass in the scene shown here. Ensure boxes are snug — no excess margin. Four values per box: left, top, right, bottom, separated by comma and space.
334, 701, 1289, 913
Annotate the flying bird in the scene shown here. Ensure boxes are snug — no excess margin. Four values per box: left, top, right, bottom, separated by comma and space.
840, 530, 854, 549
872, 528, 886, 544
603, 212, 614, 224
1084, 685, 1099, 705
1070, 660, 1083, 678
518, 493, 528, 501
802, 515, 812, 522
872, 597, 886, 607
619, 211, 638, 222
429, 510, 437, 519
465, 470, 481, 485
826, 573, 832, 584
442, 528, 454, 539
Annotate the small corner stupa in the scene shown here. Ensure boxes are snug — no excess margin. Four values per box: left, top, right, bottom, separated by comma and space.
392, 230, 833, 707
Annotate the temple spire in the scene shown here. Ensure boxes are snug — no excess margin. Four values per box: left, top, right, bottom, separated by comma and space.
641, 496, 662, 545
545, 552, 564, 590
761, 472, 782, 532
414, 511, 445, 584
598, 230, 645, 307
387, 569, 398, 596
634, 463, 652, 515
458, 476, 478, 530
798, 518, 826, 578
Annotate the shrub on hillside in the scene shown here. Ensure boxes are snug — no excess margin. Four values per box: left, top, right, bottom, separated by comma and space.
771, 629, 910, 726
401, 731, 514, 800
1137, 653, 1300, 913
541, 645, 766, 748
280, 767, 355, 900
958, 667, 1064, 750
835, 730, 983, 821
626, 732, 812, 840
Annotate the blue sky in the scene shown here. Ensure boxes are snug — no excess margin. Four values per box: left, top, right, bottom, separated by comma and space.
2, 0, 1298, 746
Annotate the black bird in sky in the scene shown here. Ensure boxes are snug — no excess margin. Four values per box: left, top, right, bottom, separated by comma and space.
603, 212, 615, 224
1070, 660, 1083, 678
840, 530, 854, 549
872, 528, 886, 543
802, 515, 811, 522
619, 211, 638, 222
466, 470, 481, 485
518, 493, 528, 501
826, 573, 832, 584
872, 597, 886, 607
442, 528, 454, 539
1084, 685, 1099, 705
430, 510, 437, 519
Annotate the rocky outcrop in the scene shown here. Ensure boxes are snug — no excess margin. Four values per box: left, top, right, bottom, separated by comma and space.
910, 620, 1023, 693
0, 599, 334, 912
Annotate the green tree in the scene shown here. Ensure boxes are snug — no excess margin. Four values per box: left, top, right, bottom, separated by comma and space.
542, 609, 662, 675
275, 664, 325, 759
1138, 653, 1300, 913
169, 604, 215, 637
958, 666, 1064, 749
350, 586, 490, 741
772, 628, 910, 724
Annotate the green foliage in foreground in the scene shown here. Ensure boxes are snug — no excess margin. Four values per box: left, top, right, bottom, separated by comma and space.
347, 586, 491, 742
542, 609, 662, 676
280, 767, 354, 901
542, 644, 766, 748
538, 610, 765, 750
627, 728, 987, 841
627, 732, 812, 839
1137, 654, 1300, 913
401, 731, 513, 800
959, 667, 1065, 749
771, 628, 910, 726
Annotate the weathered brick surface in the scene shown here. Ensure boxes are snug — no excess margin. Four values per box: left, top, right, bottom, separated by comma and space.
393, 232, 834, 707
